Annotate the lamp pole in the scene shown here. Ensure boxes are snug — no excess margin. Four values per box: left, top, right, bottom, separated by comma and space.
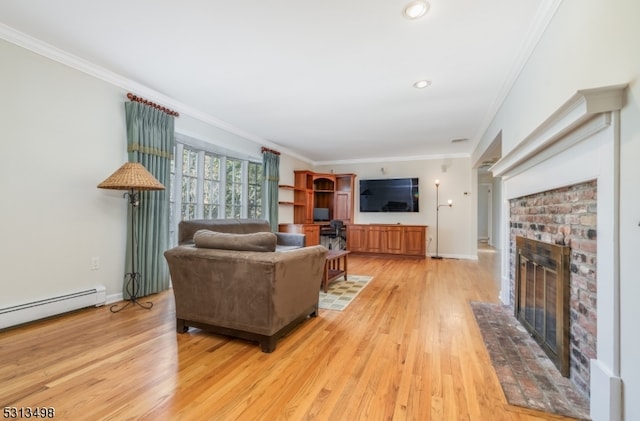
433, 179, 452, 259
109, 189, 154, 313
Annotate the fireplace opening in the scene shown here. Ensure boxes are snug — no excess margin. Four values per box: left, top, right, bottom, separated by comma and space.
515, 236, 571, 376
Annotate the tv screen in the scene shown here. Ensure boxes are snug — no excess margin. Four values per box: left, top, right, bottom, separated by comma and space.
359, 178, 419, 212
313, 207, 330, 221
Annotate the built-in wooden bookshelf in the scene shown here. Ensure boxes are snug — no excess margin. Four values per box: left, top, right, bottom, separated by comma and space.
278, 184, 305, 206
279, 171, 355, 246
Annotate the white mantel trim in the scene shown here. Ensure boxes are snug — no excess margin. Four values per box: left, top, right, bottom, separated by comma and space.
493, 85, 627, 421
491, 85, 626, 178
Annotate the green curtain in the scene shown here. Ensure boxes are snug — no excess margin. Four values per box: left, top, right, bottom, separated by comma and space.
124, 102, 175, 298
262, 151, 280, 232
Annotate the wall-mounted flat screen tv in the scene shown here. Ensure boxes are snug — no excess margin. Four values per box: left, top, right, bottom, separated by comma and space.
359, 178, 419, 212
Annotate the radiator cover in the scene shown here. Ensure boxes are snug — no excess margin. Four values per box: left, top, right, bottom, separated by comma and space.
0, 285, 106, 330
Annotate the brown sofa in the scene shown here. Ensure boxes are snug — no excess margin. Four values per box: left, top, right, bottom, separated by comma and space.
177, 218, 307, 250
164, 219, 327, 352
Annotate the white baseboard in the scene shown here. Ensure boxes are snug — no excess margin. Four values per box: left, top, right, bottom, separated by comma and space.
590, 359, 622, 421
106, 292, 123, 305
499, 282, 511, 305
429, 253, 478, 260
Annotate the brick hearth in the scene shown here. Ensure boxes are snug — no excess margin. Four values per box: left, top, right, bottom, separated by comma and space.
472, 302, 590, 419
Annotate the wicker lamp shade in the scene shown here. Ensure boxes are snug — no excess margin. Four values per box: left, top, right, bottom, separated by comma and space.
97, 162, 165, 191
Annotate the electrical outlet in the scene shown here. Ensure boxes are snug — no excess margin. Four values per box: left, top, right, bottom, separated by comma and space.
90, 257, 100, 270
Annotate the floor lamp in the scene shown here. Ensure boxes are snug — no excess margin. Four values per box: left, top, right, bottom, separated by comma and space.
433, 179, 452, 259
98, 162, 165, 312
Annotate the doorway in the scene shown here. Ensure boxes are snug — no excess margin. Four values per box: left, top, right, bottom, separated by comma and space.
477, 183, 492, 244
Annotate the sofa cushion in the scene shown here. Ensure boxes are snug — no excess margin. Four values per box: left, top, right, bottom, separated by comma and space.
178, 219, 271, 245
193, 229, 277, 252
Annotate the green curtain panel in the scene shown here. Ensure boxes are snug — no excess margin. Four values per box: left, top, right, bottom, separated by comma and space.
262, 151, 280, 232
124, 102, 175, 298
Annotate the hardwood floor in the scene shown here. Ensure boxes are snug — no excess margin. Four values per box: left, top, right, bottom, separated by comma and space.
0, 252, 578, 420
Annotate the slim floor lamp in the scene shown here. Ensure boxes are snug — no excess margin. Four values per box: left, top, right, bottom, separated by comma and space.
433, 179, 452, 259
98, 162, 165, 312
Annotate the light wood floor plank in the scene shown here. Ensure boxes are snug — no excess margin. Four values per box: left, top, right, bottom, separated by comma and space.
0, 249, 580, 420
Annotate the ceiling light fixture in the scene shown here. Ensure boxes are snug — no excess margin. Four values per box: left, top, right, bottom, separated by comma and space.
413, 80, 431, 89
403, 0, 430, 19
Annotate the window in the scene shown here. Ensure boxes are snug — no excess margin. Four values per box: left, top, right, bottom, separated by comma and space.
203, 153, 222, 219
225, 158, 243, 218
169, 141, 262, 246
181, 148, 198, 220
247, 162, 263, 219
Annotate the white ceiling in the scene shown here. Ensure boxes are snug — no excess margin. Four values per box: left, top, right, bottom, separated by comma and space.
0, 0, 557, 163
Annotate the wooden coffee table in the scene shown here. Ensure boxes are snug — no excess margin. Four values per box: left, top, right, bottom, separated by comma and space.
323, 250, 350, 293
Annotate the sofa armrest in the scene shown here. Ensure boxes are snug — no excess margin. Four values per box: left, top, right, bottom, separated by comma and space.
275, 232, 306, 247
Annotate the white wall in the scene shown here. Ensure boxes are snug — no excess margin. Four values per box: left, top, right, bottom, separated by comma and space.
473, 1, 640, 419
277, 154, 312, 224
315, 157, 476, 259
491, 177, 502, 248
0, 39, 128, 306
176, 114, 263, 159
619, 94, 640, 421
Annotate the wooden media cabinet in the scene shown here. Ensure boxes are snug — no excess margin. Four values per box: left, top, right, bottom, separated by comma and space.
346, 224, 427, 257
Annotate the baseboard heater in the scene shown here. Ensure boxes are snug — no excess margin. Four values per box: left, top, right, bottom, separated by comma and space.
0, 285, 106, 330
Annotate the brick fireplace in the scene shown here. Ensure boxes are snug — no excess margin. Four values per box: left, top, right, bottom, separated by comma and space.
489, 85, 625, 419
510, 180, 597, 396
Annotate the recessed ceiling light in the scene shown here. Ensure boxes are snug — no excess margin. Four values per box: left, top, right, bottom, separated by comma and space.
403, 1, 430, 19
413, 80, 431, 89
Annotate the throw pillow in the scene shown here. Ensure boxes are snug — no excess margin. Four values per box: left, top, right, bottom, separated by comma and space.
193, 229, 277, 252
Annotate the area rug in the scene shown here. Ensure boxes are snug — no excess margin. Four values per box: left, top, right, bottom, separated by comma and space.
318, 275, 373, 311
470, 301, 590, 420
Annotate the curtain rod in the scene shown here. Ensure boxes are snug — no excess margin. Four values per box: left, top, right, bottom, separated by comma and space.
127, 93, 180, 117
261, 147, 280, 156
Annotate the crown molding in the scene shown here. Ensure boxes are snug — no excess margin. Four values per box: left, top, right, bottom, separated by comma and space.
1, 23, 153, 102
471, 0, 564, 152
313, 152, 470, 167
1, 22, 509, 167
0, 23, 313, 161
